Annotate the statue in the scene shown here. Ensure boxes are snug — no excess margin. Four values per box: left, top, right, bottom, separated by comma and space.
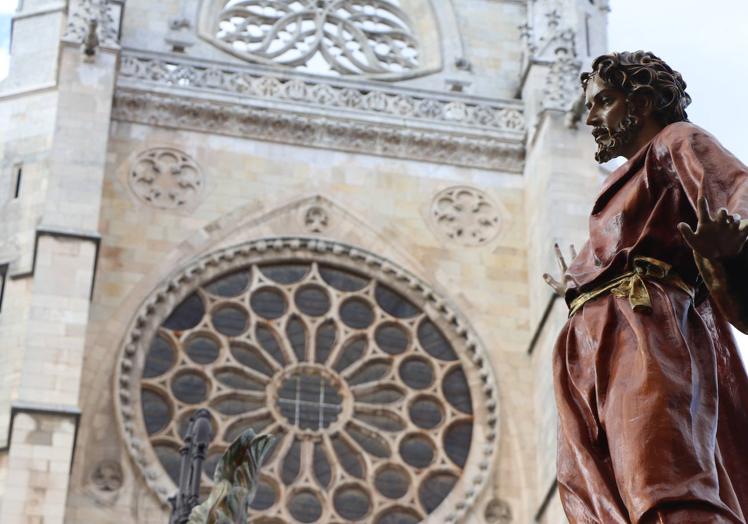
543, 52, 748, 523
167, 409, 274, 524
187, 430, 274, 524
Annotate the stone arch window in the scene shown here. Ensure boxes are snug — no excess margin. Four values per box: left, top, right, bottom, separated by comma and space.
198, 0, 442, 80
116, 238, 497, 523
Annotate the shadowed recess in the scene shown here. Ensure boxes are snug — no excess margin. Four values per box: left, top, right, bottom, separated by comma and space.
340, 297, 375, 329
185, 334, 220, 364
230, 342, 275, 376
314, 320, 337, 364
286, 316, 307, 362
444, 420, 472, 468
154, 443, 181, 484
141, 389, 171, 434
295, 284, 331, 316
375, 464, 411, 499
334, 484, 371, 520
250, 476, 278, 510
399, 433, 435, 468
418, 319, 458, 361
256, 324, 287, 366
346, 422, 391, 458
205, 269, 250, 297
163, 292, 204, 331
319, 265, 368, 291
331, 434, 365, 478
288, 489, 322, 523
250, 287, 287, 320
281, 437, 302, 485
375, 282, 420, 318
259, 263, 310, 284
143, 334, 175, 378
211, 305, 249, 336
442, 366, 473, 414
332, 337, 367, 372
419, 471, 458, 513
214, 367, 266, 391
313, 441, 333, 488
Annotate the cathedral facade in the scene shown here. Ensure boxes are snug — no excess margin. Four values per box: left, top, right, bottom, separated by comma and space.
0, 0, 609, 522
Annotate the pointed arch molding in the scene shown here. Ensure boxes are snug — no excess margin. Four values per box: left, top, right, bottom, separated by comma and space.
114, 237, 499, 521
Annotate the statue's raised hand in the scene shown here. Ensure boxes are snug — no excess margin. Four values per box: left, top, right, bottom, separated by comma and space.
678, 196, 748, 260
543, 243, 577, 298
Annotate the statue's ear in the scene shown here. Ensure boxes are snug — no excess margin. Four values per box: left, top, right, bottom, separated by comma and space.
629, 92, 655, 117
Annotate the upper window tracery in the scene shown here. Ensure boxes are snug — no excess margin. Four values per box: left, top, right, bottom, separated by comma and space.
213, 0, 420, 77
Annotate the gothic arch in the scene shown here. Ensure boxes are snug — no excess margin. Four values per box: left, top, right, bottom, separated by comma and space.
102, 195, 500, 522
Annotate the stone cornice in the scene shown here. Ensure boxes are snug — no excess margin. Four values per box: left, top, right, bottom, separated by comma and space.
113, 51, 527, 172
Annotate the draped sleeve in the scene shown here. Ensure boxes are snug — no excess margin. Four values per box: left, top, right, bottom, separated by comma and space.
658, 122, 748, 332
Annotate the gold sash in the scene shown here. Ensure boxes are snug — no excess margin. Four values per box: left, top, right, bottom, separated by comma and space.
568, 257, 694, 317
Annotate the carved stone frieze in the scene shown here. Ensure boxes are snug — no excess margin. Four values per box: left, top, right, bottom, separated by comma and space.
113, 89, 525, 172
128, 147, 204, 211
429, 186, 502, 247
521, 0, 583, 113
63, 0, 122, 48
119, 53, 525, 134
542, 38, 582, 112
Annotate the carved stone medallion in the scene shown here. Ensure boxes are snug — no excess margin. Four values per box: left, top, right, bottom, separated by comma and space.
484, 497, 512, 523
128, 148, 204, 211
430, 186, 502, 246
86, 460, 124, 506
302, 205, 330, 233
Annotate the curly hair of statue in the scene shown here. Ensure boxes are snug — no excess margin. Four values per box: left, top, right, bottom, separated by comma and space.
581, 51, 692, 126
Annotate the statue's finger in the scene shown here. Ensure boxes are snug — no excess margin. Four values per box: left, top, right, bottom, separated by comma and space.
554, 243, 567, 272
697, 196, 713, 223
543, 273, 559, 291
569, 244, 578, 259
678, 222, 697, 248
717, 207, 729, 223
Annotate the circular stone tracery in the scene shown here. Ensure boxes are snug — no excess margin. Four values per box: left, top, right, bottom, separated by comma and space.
116, 239, 498, 523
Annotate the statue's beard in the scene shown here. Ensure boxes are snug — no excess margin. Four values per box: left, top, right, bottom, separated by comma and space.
594, 113, 642, 163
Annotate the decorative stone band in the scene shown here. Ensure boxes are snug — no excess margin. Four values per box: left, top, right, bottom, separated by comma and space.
113, 89, 524, 172
114, 237, 500, 523
114, 52, 526, 171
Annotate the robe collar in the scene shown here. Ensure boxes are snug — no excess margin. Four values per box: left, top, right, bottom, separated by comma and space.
591, 134, 657, 215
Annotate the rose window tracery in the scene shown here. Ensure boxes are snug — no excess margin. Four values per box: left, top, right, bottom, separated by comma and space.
214, 0, 420, 77
117, 240, 498, 523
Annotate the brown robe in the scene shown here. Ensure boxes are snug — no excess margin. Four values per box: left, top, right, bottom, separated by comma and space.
556, 122, 748, 523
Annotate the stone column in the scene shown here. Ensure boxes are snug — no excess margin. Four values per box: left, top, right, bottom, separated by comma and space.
0, 0, 120, 520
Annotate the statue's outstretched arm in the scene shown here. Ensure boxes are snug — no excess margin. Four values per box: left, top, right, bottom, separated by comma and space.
679, 197, 748, 333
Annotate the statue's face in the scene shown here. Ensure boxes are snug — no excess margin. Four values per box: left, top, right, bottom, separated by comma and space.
585, 74, 641, 163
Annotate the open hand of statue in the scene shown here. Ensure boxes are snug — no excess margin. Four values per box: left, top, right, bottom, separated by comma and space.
543, 243, 576, 298
678, 196, 748, 260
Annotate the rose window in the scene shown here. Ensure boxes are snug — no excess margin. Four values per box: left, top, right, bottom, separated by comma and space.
213, 0, 420, 77
117, 240, 498, 523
